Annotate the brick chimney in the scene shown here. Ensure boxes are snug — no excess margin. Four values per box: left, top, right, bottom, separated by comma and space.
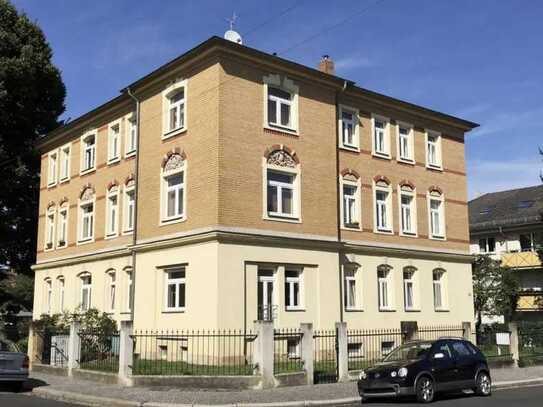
318, 55, 335, 75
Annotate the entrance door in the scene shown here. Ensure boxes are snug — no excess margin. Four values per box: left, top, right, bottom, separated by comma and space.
258, 270, 275, 321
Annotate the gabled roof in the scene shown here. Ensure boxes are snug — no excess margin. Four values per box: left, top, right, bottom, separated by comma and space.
39, 36, 479, 150
469, 185, 543, 233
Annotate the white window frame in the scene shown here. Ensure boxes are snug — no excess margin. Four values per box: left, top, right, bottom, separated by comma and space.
45, 279, 52, 314
80, 130, 97, 175
378, 266, 394, 311
44, 207, 56, 251
105, 187, 120, 238
164, 268, 186, 312
47, 149, 59, 187
264, 166, 300, 221
57, 277, 65, 312
478, 237, 496, 254
124, 113, 137, 157
162, 80, 187, 139
427, 191, 446, 240
373, 181, 393, 234
398, 186, 417, 237
57, 205, 69, 248
285, 268, 304, 311
80, 274, 92, 311
433, 269, 447, 311
257, 268, 277, 320
160, 161, 187, 225
344, 266, 362, 311
403, 268, 417, 311
425, 130, 443, 170
396, 122, 414, 163
123, 183, 136, 233
340, 177, 362, 230
59, 143, 71, 183
263, 74, 299, 134
371, 114, 391, 158
107, 120, 121, 164
126, 269, 133, 313
338, 105, 360, 151
107, 270, 116, 312
78, 195, 95, 244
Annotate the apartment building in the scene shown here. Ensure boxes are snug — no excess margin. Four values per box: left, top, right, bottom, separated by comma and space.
469, 185, 543, 321
32, 36, 478, 331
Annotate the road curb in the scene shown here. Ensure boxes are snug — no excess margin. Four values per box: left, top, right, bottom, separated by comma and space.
31, 378, 543, 407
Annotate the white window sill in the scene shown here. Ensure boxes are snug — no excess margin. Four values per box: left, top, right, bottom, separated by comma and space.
56, 243, 67, 249
77, 237, 95, 246
125, 150, 136, 159
340, 145, 360, 153
162, 127, 187, 140
345, 307, 363, 312
430, 235, 446, 241
47, 182, 57, 188
122, 229, 134, 236
405, 308, 421, 312
163, 308, 185, 314
426, 164, 443, 171
44, 245, 55, 252
105, 233, 119, 240
342, 224, 362, 231
160, 216, 186, 226
372, 151, 391, 160
400, 231, 418, 238
264, 215, 301, 224
398, 158, 415, 165
59, 177, 70, 184
80, 168, 96, 176
264, 123, 299, 136
434, 308, 449, 312
379, 307, 396, 312
375, 228, 394, 235
107, 157, 121, 165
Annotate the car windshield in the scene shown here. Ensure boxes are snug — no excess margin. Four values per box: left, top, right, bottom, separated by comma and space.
383, 342, 433, 362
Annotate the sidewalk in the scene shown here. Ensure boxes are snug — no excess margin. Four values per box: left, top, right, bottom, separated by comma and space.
28, 366, 543, 407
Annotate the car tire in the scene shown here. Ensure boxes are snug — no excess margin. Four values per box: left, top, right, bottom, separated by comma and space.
474, 371, 491, 397
415, 376, 435, 403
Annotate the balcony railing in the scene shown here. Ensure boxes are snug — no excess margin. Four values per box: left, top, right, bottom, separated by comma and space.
517, 292, 543, 312
501, 251, 542, 269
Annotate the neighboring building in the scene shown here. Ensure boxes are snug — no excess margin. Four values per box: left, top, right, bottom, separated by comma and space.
469, 185, 543, 322
32, 36, 478, 331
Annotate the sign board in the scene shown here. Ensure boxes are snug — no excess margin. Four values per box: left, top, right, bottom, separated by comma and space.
496, 332, 510, 346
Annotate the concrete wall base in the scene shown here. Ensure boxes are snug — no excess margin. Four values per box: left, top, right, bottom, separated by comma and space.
274, 372, 307, 387
131, 374, 261, 390
31, 364, 69, 377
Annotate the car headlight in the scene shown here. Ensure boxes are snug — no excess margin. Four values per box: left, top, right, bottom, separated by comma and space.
359, 370, 367, 380
398, 367, 408, 377
390, 371, 397, 377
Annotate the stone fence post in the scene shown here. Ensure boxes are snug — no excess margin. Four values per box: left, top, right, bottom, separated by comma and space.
336, 322, 349, 382
401, 321, 418, 342
300, 323, 314, 385
118, 321, 134, 386
67, 321, 80, 376
508, 321, 520, 367
254, 320, 274, 389
462, 321, 473, 341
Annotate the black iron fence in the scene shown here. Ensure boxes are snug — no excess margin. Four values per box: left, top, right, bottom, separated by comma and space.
347, 328, 405, 372
78, 330, 120, 372
273, 328, 303, 374
416, 324, 465, 341
35, 328, 70, 367
476, 325, 513, 362
519, 325, 543, 367
131, 330, 257, 376
313, 329, 338, 383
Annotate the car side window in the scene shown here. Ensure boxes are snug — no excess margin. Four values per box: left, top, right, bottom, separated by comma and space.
433, 342, 452, 359
451, 341, 471, 357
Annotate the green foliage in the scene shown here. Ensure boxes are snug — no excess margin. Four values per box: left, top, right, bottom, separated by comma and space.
472, 255, 521, 333
0, 0, 66, 312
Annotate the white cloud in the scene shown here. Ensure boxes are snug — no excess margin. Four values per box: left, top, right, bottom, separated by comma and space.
469, 107, 543, 139
334, 56, 374, 71
468, 158, 542, 199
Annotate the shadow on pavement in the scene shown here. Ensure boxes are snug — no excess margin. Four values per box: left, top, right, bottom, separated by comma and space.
0, 378, 48, 394
362, 391, 478, 404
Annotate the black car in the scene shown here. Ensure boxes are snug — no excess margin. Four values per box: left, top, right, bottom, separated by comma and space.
357, 338, 491, 403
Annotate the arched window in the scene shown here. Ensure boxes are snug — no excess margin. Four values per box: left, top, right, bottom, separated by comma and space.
57, 201, 69, 248
79, 273, 92, 311
340, 170, 361, 229
44, 278, 52, 314
106, 269, 116, 312
428, 188, 445, 239
161, 153, 186, 223
78, 187, 95, 243
106, 184, 119, 238
162, 80, 187, 138
124, 267, 133, 312
377, 265, 393, 311
398, 182, 417, 236
124, 179, 135, 232
402, 266, 417, 310
374, 177, 392, 233
432, 269, 447, 310
45, 204, 56, 251
263, 147, 300, 220
57, 276, 65, 312
263, 74, 299, 133
80, 131, 97, 173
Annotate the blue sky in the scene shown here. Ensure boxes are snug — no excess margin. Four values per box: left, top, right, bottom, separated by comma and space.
13, 0, 543, 198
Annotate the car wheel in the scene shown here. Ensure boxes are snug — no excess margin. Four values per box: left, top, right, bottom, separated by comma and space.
416, 376, 435, 403
474, 372, 491, 397
11, 382, 24, 393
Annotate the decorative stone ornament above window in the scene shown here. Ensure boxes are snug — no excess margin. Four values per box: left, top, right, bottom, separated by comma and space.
267, 150, 296, 168
80, 185, 95, 201
263, 74, 299, 134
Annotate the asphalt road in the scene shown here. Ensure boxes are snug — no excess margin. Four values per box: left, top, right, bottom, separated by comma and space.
0, 385, 542, 406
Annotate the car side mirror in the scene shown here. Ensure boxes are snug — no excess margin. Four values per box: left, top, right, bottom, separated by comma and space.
433, 352, 445, 360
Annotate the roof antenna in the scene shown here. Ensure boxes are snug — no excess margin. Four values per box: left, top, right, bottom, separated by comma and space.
224, 12, 243, 44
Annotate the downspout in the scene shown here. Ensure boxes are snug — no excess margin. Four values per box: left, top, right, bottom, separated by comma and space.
126, 87, 141, 323
336, 80, 348, 323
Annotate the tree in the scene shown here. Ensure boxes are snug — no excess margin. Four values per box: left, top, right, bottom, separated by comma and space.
0, 1, 66, 302
472, 255, 520, 336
